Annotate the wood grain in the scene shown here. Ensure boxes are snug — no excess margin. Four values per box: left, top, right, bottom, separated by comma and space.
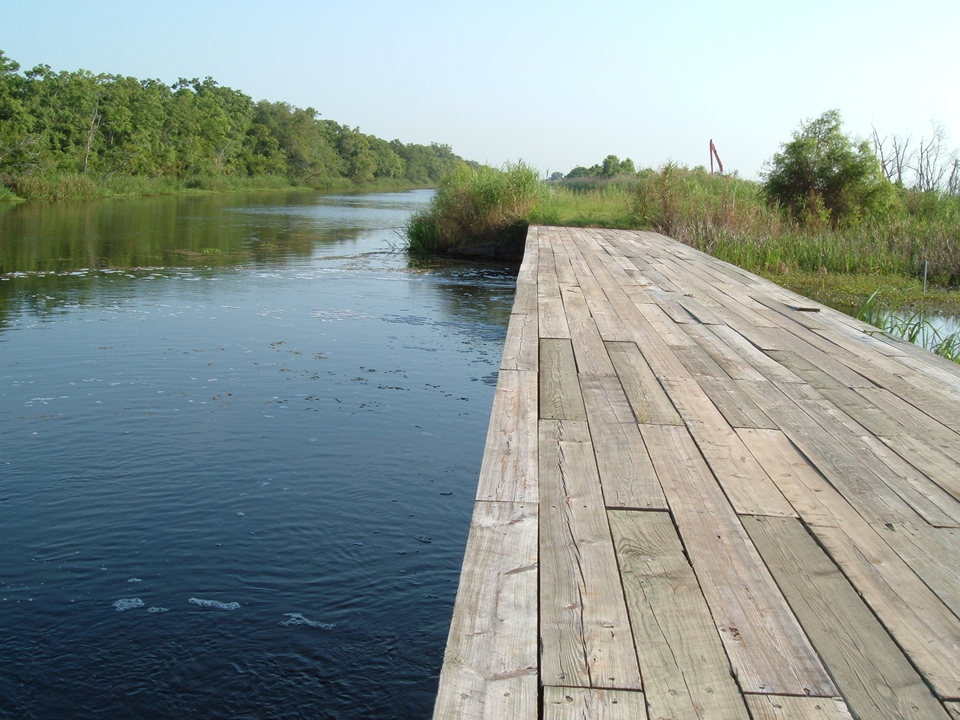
539, 425, 642, 689
609, 510, 750, 719
542, 686, 648, 720
433, 501, 538, 720
638, 423, 835, 696
744, 514, 951, 719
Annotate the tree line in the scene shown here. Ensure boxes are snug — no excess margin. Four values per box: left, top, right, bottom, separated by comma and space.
0, 50, 468, 191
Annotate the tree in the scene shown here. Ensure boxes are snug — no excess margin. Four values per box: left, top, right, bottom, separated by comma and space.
0, 50, 35, 172
601, 154, 622, 177
762, 110, 893, 224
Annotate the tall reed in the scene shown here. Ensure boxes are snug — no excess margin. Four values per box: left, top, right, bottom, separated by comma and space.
405, 162, 546, 257
856, 291, 960, 363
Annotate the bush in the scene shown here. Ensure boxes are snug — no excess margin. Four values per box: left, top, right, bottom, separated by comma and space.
762, 110, 895, 225
405, 162, 546, 258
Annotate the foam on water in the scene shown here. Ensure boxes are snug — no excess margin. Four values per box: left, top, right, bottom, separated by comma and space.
113, 598, 144, 611
279, 613, 335, 630
189, 597, 241, 610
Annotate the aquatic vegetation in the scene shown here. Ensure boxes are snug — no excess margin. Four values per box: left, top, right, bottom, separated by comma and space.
856, 290, 960, 363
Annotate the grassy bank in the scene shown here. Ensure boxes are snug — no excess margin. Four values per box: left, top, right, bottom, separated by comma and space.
1, 172, 432, 202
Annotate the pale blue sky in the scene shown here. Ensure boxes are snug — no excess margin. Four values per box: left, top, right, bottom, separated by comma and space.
5, 0, 959, 179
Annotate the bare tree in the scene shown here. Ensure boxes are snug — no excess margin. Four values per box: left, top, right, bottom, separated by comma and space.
873, 120, 959, 193
912, 121, 960, 193
872, 126, 913, 186
947, 157, 960, 195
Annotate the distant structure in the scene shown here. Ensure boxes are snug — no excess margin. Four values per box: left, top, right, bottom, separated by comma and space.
710, 139, 724, 175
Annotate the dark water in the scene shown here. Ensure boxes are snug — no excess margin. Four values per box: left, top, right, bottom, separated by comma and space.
0, 190, 517, 719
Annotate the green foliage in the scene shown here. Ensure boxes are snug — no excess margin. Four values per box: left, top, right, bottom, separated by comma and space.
564, 155, 637, 180
405, 162, 546, 257
762, 110, 894, 224
0, 49, 466, 199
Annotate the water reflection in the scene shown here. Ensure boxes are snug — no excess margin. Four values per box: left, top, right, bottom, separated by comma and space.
0, 191, 378, 276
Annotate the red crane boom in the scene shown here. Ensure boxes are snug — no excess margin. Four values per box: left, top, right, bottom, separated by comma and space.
709, 139, 724, 175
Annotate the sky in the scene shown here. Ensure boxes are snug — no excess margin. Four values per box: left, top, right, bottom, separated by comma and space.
4, 0, 959, 180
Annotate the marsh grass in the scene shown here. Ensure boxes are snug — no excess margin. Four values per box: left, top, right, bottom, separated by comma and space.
856, 290, 960, 363
531, 183, 636, 228
406, 162, 546, 257
2, 172, 371, 202
12, 173, 103, 201
7, 172, 301, 201
0, 184, 22, 202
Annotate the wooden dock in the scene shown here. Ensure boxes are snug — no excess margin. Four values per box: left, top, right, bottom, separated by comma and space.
433, 226, 960, 720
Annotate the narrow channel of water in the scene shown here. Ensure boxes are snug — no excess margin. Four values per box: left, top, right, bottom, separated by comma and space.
0, 190, 517, 719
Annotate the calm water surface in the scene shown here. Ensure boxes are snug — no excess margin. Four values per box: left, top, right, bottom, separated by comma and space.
0, 190, 517, 719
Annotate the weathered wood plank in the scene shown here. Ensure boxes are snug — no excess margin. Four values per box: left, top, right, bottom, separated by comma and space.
605, 341, 682, 425
539, 338, 586, 421
562, 284, 617, 376
707, 324, 806, 384
878, 434, 960, 502
539, 293, 570, 340
542, 687, 648, 720
671, 343, 730, 379
500, 312, 538, 372
575, 229, 659, 324
539, 427, 642, 689
609, 510, 751, 719
563, 234, 633, 342
776, 381, 960, 527
433, 501, 538, 720
737, 380, 938, 525
856, 433, 960, 527
635, 302, 698, 348
475, 369, 538, 503
695, 374, 777, 429
637, 423, 835, 696
676, 293, 725, 324
736, 428, 960, 699
538, 231, 570, 339
872, 521, 960, 617
745, 696, 854, 720
551, 229, 580, 290
743, 515, 951, 720
579, 374, 666, 509
947, 702, 960, 720
683, 322, 769, 381
658, 376, 796, 517
510, 229, 539, 316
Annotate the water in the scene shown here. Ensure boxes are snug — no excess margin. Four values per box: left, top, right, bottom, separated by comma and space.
0, 190, 518, 719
